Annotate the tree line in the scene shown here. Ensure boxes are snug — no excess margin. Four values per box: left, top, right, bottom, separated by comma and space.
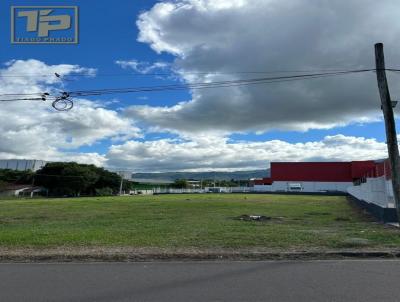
0, 162, 132, 197
0, 162, 251, 196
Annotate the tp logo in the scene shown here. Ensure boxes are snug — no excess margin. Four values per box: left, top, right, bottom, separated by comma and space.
11, 6, 78, 44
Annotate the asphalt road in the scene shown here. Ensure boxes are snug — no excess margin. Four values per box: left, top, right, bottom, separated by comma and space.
1, 260, 400, 302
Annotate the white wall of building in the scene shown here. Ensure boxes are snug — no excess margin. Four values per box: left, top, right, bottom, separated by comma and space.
347, 176, 394, 208
254, 181, 353, 193
252, 176, 395, 209
0, 159, 46, 172
0, 186, 32, 197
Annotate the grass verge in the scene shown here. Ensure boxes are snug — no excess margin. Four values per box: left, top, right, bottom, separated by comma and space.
0, 194, 398, 251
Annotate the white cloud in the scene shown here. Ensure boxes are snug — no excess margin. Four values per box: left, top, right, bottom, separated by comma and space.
3, 2, 398, 172
115, 59, 170, 74
106, 134, 388, 172
130, 0, 400, 134
1, 59, 96, 92
0, 59, 140, 165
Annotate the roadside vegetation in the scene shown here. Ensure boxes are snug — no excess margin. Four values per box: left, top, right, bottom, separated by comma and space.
0, 162, 247, 197
34, 162, 129, 196
0, 194, 399, 250
0, 163, 131, 197
0, 169, 34, 190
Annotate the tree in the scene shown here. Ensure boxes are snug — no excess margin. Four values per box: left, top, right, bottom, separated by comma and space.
89, 168, 134, 195
90, 168, 122, 194
35, 162, 99, 196
0, 169, 34, 184
0, 180, 8, 191
173, 179, 188, 188
34, 162, 128, 197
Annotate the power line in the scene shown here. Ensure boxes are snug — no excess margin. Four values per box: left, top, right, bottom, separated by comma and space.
3, 67, 400, 80
2, 71, 360, 100
0, 68, 377, 106
0, 67, 386, 99
62, 69, 375, 98
386, 69, 400, 74
0, 68, 378, 78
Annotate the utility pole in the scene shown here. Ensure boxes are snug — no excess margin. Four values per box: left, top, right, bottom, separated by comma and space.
119, 176, 123, 196
375, 43, 400, 221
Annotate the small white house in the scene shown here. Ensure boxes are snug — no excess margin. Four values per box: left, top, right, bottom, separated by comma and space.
0, 185, 44, 198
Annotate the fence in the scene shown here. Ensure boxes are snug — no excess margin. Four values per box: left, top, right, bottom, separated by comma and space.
131, 187, 255, 194
347, 176, 395, 208
347, 176, 398, 222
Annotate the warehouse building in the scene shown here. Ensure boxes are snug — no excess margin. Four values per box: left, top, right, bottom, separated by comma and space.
253, 161, 376, 193
0, 159, 47, 172
253, 160, 398, 222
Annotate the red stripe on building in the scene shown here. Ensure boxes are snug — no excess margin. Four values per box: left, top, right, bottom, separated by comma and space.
257, 161, 377, 185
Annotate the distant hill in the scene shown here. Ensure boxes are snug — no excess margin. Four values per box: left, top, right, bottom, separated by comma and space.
132, 169, 269, 182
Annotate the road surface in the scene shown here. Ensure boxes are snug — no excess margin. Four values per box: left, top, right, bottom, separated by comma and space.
1, 260, 399, 301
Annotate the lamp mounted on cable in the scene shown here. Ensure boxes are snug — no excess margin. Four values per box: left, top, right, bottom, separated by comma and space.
51, 92, 74, 111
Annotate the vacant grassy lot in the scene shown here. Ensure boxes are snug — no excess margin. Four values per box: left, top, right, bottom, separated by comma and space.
0, 194, 399, 250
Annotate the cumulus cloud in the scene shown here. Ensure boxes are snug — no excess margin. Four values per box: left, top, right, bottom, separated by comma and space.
1, 59, 96, 94
115, 59, 170, 74
129, 0, 400, 134
3, 2, 397, 172
106, 134, 388, 172
0, 59, 389, 171
0, 59, 140, 166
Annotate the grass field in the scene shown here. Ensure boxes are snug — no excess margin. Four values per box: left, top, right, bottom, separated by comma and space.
0, 194, 399, 250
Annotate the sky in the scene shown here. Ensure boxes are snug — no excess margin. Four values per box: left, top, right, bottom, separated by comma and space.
0, 0, 399, 172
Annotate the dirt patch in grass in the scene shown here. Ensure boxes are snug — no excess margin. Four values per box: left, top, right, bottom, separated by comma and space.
305, 212, 331, 216
334, 217, 351, 222
233, 214, 285, 223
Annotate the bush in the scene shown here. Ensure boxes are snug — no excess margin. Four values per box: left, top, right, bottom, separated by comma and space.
34, 162, 125, 196
95, 187, 114, 196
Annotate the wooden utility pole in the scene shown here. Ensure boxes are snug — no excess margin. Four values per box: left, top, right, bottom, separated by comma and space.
375, 43, 400, 221
119, 176, 124, 196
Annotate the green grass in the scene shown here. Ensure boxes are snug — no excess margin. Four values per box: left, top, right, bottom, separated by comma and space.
0, 194, 399, 249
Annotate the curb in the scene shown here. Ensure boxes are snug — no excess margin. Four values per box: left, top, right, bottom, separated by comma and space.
1, 250, 400, 262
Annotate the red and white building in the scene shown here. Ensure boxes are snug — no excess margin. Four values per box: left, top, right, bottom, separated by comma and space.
347, 159, 395, 209
253, 160, 397, 222
253, 161, 376, 193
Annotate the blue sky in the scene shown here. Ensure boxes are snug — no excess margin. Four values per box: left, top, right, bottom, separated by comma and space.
3, 0, 191, 107
0, 0, 398, 171
2, 0, 191, 153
